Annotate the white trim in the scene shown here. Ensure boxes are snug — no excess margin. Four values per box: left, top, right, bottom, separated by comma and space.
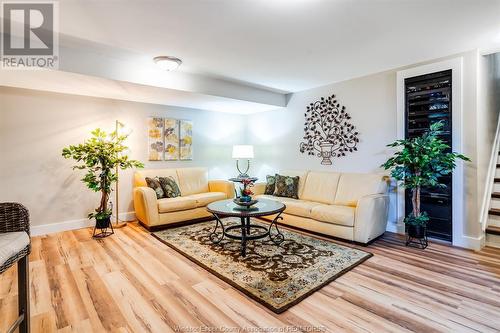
455, 234, 485, 251
31, 211, 136, 236
396, 57, 466, 248
479, 115, 500, 231
386, 222, 405, 234
480, 45, 500, 56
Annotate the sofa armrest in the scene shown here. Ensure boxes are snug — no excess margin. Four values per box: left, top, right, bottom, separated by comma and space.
209, 180, 235, 199
354, 194, 389, 243
252, 182, 266, 196
133, 187, 160, 226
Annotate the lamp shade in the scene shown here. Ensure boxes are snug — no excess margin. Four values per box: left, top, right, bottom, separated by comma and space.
232, 145, 254, 159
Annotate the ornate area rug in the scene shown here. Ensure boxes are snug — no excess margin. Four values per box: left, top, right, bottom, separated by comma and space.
152, 218, 372, 313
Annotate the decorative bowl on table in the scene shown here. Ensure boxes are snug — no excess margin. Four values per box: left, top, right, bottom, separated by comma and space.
233, 197, 258, 208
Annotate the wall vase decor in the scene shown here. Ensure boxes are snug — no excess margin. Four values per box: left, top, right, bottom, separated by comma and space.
299, 93, 359, 165
319, 142, 334, 165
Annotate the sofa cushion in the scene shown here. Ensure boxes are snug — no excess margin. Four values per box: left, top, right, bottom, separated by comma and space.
0, 232, 30, 268
159, 176, 181, 198
255, 194, 281, 202
273, 174, 300, 199
186, 192, 226, 207
157, 197, 197, 213
301, 171, 341, 205
264, 175, 276, 195
334, 173, 387, 207
281, 199, 320, 218
255, 195, 319, 218
176, 168, 209, 196
311, 205, 355, 227
135, 169, 179, 188
279, 170, 308, 199
145, 177, 166, 199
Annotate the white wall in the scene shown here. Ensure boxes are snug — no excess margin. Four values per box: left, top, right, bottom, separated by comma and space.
247, 71, 396, 175
0, 87, 246, 229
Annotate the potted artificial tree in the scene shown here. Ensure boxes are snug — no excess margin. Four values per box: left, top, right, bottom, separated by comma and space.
382, 121, 469, 248
62, 128, 143, 238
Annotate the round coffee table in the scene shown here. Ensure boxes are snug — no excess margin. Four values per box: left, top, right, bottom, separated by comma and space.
206, 198, 286, 257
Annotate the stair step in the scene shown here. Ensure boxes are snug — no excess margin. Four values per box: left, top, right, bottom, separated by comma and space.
486, 225, 500, 236
492, 192, 500, 199
495, 178, 500, 183
486, 233, 500, 248
488, 208, 500, 216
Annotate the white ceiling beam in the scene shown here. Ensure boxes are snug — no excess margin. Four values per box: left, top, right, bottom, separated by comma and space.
0, 69, 283, 114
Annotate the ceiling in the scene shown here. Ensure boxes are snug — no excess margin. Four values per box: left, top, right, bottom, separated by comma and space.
57, 0, 500, 93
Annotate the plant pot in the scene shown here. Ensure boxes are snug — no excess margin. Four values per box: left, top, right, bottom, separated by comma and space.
93, 216, 114, 238
95, 216, 111, 229
407, 225, 426, 239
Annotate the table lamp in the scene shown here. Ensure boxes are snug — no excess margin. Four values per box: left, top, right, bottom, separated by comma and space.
232, 145, 254, 178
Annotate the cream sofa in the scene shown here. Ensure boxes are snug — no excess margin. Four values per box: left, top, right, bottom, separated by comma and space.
254, 170, 389, 244
133, 167, 234, 230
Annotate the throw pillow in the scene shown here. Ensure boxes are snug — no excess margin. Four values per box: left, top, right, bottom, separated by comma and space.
145, 177, 166, 199
264, 175, 276, 195
159, 176, 181, 198
273, 174, 299, 199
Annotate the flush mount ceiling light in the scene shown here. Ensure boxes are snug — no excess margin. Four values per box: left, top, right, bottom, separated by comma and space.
153, 56, 182, 71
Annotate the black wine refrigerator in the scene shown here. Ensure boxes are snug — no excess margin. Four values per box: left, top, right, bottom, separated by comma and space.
404, 69, 453, 241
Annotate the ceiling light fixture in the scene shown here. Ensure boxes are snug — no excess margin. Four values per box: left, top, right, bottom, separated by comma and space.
153, 56, 182, 71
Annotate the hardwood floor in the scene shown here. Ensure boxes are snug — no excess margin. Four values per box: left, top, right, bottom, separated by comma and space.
1, 222, 500, 333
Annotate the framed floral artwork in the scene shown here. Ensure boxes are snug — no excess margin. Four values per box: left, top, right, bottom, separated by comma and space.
148, 117, 164, 161
164, 118, 180, 160
180, 120, 193, 160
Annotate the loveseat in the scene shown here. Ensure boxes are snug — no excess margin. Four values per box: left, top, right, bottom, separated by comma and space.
133, 167, 234, 230
254, 170, 389, 244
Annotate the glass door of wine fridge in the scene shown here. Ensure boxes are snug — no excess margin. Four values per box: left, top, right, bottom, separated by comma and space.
404, 69, 453, 241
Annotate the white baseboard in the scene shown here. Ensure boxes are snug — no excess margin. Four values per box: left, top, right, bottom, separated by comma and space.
31, 211, 136, 236
386, 221, 405, 234
453, 234, 485, 251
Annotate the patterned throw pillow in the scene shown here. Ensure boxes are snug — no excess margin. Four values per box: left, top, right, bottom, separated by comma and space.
264, 175, 276, 195
273, 174, 299, 199
145, 177, 165, 199
159, 176, 181, 198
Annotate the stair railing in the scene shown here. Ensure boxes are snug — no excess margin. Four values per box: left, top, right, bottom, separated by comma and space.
480, 114, 500, 231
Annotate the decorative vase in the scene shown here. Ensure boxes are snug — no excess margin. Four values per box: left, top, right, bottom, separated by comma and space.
319, 142, 334, 165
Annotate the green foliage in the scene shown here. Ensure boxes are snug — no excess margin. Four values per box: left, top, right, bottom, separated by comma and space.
62, 128, 144, 219
404, 212, 429, 227
382, 121, 470, 225
89, 209, 112, 221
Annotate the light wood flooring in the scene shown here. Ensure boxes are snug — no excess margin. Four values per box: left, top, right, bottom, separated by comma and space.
1, 222, 500, 333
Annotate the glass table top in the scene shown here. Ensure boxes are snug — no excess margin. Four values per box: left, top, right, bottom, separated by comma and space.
207, 198, 285, 217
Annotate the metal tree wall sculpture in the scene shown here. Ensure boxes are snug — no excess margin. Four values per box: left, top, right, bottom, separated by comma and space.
299, 94, 359, 165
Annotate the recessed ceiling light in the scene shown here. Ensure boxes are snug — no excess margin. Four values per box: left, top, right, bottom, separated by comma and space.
153, 56, 182, 71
